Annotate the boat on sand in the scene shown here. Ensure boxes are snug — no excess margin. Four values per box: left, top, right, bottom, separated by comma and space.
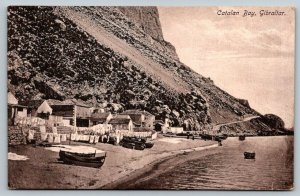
58, 150, 106, 168
244, 152, 255, 159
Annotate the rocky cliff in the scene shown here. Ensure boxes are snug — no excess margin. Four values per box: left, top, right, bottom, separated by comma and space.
118, 7, 164, 41
7, 6, 287, 134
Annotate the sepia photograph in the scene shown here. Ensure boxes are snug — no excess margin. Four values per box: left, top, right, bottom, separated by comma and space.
7, 6, 294, 190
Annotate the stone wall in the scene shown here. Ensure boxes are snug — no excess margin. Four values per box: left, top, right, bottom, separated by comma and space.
8, 126, 27, 145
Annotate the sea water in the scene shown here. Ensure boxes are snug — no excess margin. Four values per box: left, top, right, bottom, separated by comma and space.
136, 136, 293, 190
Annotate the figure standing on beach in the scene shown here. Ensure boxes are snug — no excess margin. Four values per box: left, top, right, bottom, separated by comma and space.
218, 140, 222, 146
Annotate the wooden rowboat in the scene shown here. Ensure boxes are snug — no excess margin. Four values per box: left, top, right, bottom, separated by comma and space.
244, 152, 255, 159
58, 150, 106, 168
145, 141, 154, 148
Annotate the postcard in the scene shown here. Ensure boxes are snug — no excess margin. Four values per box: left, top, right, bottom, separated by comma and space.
7, 6, 294, 190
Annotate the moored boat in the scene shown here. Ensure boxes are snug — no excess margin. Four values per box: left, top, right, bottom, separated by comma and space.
58, 150, 106, 168
244, 152, 255, 159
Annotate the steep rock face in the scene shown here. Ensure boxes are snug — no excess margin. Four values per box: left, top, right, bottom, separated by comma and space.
7, 6, 284, 132
118, 6, 178, 59
118, 7, 164, 41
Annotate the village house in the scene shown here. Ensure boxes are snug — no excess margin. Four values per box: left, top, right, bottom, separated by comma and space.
48, 99, 92, 127
26, 99, 93, 127
121, 110, 155, 129
108, 115, 133, 131
155, 118, 171, 133
168, 127, 184, 134
36, 100, 53, 119
88, 112, 112, 126
35, 100, 66, 127
8, 92, 28, 125
160, 118, 183, 134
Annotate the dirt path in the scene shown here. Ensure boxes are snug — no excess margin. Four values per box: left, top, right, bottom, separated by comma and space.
213, 115, 260, 131
56, 7, 190, 93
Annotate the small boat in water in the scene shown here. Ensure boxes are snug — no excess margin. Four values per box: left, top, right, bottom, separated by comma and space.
244, 152, 255, 159
58, 150, 106, 168
239, 135, 246, 141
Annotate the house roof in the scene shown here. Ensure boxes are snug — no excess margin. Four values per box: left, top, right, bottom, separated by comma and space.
114, 114, 131, 119
48, 99, 91, 108
48, 99, 90, 108
46, 99, 64, 105
72, 99, 91, 107
91, 112, 111, 119
37, 100, 53, 114
108, 118, 131, 125
133, 127, 154, 132
22, 99, 44, 108
121, 110, 154, 117
20, 98, 91, 108
128, 114, 143, 125
8, 92, 18, 105
89, 113, 111, 123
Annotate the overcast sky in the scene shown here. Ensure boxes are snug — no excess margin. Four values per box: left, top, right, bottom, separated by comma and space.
158, 7, 295, 128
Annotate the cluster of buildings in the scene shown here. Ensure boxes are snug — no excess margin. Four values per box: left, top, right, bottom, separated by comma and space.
8, 92, 170, 134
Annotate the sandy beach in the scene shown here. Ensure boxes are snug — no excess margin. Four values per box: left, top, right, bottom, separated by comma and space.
8, 135, 218, 189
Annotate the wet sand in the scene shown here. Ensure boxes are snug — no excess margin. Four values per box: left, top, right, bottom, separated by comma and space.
103, 145, 221, 189
8, 136, 217, 189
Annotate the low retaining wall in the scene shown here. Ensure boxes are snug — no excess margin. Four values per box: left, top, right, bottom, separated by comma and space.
8, 126, 28, 145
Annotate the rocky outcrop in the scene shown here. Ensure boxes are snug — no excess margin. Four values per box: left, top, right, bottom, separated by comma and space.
33, 77, 65, 100
260, 114, 285, 130
237, 98, 251, 108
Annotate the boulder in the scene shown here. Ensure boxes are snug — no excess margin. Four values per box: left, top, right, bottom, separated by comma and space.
54, 19, 66, 31
171, 110, 180, 118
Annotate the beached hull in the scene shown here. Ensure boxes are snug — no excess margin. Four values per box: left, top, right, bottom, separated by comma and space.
163, 133, 187, 138
120, 136, 148, 150
200, 134, 227, 142
121, 142, 135, 149
145, 142, 154, 148
121, 142, 146, 150
59, 151, 106, 168
244, 152, 255, 159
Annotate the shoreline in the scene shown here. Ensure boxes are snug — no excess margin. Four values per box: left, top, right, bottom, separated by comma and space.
102, 143, 220, 189
8, 137, 218, 189
8, 135, 293, 189
102, 135, 293, 189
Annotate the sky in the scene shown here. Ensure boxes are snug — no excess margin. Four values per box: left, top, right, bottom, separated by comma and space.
158, 7, 295, 128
